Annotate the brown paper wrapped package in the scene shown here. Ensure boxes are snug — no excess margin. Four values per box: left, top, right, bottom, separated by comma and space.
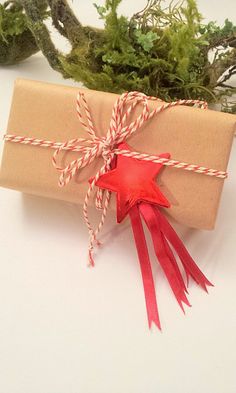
0, 79, 235, 229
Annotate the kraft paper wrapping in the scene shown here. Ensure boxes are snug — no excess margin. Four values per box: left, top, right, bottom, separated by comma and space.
0, 79, 235, 229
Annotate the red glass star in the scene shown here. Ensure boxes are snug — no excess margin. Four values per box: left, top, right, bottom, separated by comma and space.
96, 143, 171, 223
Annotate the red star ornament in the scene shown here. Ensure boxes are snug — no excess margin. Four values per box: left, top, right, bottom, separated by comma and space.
96, 142, 171, 223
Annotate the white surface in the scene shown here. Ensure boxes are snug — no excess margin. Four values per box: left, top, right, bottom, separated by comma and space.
0, 1, 236, 393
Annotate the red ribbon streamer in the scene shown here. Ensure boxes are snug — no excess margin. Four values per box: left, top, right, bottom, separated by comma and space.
129, 205, 161, 329
129, 202, 213, 329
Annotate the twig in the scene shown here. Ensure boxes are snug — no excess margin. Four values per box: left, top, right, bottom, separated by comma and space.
217, 82, 235, 89
48, 0, 86, 47
216, 64, 236, 87
20, 0, 68, 76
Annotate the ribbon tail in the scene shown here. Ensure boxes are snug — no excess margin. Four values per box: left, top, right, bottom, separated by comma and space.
160, 231, 189, 295
139, 203, 191, 311
154, 208, 213, 292
129, 205, 161, 330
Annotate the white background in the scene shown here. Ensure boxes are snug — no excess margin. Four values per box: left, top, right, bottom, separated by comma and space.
0, 1, 236, 393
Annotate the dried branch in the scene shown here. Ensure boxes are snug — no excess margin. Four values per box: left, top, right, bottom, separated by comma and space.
47, 0, 86, 46
20, 0, 68, 75
216, 65, 236, 86
211, 49, 236, 87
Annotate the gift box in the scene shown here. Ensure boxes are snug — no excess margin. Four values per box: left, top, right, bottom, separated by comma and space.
0, 78, 235, 229
1, 78, 235, 329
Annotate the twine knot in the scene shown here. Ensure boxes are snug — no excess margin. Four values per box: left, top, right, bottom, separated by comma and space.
99, 137, 113, 160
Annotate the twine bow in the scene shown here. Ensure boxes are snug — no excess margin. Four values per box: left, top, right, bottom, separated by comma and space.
51, 91, 210, 265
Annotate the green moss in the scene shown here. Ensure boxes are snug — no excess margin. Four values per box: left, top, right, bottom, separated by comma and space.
58, 0, 236, 111
0, 28, 39, 65
1, 0, 235, 112
0, 1, 43, 65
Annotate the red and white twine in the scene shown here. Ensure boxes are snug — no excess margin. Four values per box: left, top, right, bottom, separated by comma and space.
4, 91, 228, 264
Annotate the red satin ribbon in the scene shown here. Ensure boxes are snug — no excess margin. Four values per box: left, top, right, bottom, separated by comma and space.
129, 205, 161, 329
129, 202, 213, 329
